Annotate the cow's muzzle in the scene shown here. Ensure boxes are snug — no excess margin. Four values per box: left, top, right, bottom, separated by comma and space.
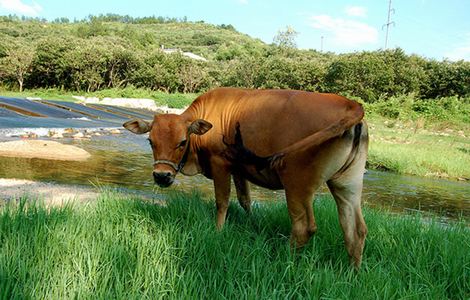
153, 171, 175, 188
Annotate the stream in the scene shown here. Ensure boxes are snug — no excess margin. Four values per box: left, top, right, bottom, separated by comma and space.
0, 131, 468, 223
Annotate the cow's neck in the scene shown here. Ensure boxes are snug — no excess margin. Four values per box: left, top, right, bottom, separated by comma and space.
179, 108, 204, 176
179, 140, 202, 176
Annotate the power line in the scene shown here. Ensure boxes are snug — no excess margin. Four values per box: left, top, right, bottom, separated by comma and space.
382, 0, 395, 49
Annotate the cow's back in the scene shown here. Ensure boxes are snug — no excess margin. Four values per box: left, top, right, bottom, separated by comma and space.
185, 88, 361, 157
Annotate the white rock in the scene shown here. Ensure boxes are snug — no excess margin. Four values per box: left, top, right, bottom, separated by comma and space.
73, 132, 84, 138
109, 129, 121, 134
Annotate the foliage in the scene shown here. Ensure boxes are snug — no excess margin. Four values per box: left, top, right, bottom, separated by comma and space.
0, 39, 35, 91
0, 16, 468, 108
366, 94, 470, 124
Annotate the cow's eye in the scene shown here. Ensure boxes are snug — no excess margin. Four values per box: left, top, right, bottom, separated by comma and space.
177, 140, 187, 148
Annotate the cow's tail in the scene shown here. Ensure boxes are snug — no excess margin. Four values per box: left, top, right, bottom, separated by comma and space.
268, 102, 365, 169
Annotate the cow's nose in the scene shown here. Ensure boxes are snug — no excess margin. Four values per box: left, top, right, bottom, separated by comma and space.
153, 171, 174, 187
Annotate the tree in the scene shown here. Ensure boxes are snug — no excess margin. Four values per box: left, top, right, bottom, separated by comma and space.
0, 41, 35, 91
65, 39, 110, 92
179, 61, 211, 93
273, 26, 298, 49
29, 37, 78, 89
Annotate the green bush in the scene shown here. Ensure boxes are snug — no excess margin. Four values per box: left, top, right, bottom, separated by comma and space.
366, 94, 470, 124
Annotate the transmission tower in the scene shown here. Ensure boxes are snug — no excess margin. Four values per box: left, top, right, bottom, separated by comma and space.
382, 0, 395, 49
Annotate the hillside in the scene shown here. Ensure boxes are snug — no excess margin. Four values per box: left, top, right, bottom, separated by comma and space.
0, 16, 266, 61
0, 15, 468, 102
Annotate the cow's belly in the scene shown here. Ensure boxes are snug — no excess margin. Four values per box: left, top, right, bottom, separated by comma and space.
233, 164, 283, 190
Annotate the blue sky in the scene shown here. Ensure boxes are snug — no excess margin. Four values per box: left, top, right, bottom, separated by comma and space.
1, 0, 469, 61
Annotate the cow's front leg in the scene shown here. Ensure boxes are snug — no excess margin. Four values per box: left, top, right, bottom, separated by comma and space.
211, 159, 231, 229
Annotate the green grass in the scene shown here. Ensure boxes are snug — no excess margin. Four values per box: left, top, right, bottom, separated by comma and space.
0, 191, 468, 299
367, 116, 470, 180
0, 87, 78, 102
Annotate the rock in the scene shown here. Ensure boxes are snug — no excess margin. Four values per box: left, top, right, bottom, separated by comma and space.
109, 129, 121, 134
93, 132, 101, 136
63, 128, 76, 134
26, 96, 42, 101
51, 132, 64, 139
73, 132, 84, 139
20, 132, 38, 139
0, 140, 91, 161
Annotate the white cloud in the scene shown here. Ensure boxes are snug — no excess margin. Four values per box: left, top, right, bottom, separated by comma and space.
345, 6, 367, 17
445, 35, 470, 61
446, 46, 470, 61
0, 0, 42, 16
309, 15, 378, 48
237, 0, 248, 4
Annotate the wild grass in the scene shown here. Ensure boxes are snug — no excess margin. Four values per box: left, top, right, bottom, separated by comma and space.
0, 87, 78, 102
367, 115, 470, 180
1, 191, 468, 299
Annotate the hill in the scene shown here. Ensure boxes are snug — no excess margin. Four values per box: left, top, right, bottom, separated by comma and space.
0, 15, 266, 61
0, 15, 468, 102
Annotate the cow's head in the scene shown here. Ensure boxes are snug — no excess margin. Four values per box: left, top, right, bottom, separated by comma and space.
123, 114, 212, 187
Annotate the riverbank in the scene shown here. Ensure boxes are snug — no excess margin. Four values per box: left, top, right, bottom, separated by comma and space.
0, 190, 468, 299
0, 178, 98, 205
1, 88, 469, 180
367, 115, 470, 181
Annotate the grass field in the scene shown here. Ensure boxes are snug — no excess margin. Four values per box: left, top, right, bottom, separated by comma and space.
0, 191, 468, 299
367, 116, 470, 180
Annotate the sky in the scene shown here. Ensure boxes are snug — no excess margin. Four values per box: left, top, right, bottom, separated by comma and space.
1, 0, 469, 61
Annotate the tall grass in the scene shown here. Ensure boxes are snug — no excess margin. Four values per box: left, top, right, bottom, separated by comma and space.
0, 191, 468, 299
366, 113, 470, 180
368, 139, 470, 179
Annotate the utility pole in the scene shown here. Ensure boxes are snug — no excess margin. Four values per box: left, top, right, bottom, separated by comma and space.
320, 36, 324, 52
382, 0, 395, 49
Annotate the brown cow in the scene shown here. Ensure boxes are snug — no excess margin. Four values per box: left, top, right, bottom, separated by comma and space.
123, 87, 369, 268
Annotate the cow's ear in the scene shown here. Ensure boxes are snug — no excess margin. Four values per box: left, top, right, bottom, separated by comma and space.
188, 119, 213, 135
123, 119, 152, 134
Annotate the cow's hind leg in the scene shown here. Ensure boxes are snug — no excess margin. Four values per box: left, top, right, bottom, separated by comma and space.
284, 183, 320, 248
233, 174, 251, 213
327, 171, 367, 268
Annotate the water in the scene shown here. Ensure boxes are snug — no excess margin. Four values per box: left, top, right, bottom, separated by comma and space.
0, 131, 468, 222
0, 97, 132, 129
0, 97, 85, 118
